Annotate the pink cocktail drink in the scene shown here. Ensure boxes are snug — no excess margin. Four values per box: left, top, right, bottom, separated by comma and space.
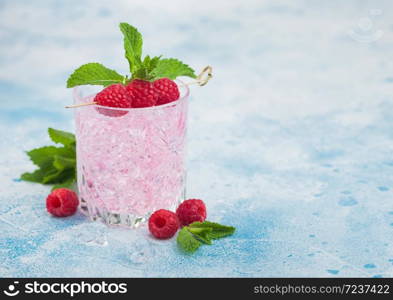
74, 83, 188, 227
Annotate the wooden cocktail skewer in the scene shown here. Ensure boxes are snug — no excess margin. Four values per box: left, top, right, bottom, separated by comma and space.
65, 66, 212, 109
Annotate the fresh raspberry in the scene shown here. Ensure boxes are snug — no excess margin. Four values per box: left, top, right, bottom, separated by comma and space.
176, 199, 207, 226
46, 188, 79, 217
126, 79, 158, 108
148, 209, 179, 239
153, 78, 180, 105
94, 83, 132, 117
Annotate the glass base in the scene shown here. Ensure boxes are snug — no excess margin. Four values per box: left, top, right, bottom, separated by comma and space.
79, 198, 146, 228
79, 187, 185, 228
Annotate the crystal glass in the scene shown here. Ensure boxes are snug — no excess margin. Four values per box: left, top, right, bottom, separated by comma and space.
73, 82, 189, 227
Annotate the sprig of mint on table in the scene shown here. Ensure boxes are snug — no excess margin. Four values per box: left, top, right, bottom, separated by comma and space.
177, 221, 235, 253
20, 128, 76, 190
66, 22, 196, 88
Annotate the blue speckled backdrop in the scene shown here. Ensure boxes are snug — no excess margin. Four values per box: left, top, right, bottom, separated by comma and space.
1, 0, 393, 277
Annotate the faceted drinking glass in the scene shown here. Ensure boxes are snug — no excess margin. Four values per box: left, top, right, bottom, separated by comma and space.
73, 82, 188, 227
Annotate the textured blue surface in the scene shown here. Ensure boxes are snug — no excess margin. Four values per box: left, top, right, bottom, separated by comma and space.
1, 0, 393, 277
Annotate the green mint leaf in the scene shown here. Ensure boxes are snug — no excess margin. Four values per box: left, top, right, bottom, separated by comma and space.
151, 58, 196, 80
189, 221, 236, 240
53, 155, 76, 171
144, 55, 161, 73
142, 55, 152, 68
149, 56, 161, 69
188, 227, 213, 245
41, 169, 63, 184
48, 128, 75, 146
177, 227, 201, 253
188, 227, 212, 235
66, 63, 125, 88
119, 23, 143, 73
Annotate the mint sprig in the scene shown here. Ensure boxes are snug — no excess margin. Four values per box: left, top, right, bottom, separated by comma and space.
66, 22, 197, 87
20, 128, 77, 190
177, 221, 235, 253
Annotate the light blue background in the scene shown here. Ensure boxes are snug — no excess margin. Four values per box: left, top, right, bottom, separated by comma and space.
1, 0, 393, 277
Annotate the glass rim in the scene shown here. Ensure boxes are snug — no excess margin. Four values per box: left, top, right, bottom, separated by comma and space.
73, 79, 190, 111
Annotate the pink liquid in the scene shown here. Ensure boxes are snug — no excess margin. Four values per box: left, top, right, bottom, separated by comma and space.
74, 85, 188, 227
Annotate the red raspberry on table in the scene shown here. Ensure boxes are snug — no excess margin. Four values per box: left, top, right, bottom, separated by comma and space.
176, 199, 207, 226
46, 188, 79, 217
94, 83, 132, 117
126, 79, 158, 108
153, 78, 180, 105
148, 209, 180, 239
